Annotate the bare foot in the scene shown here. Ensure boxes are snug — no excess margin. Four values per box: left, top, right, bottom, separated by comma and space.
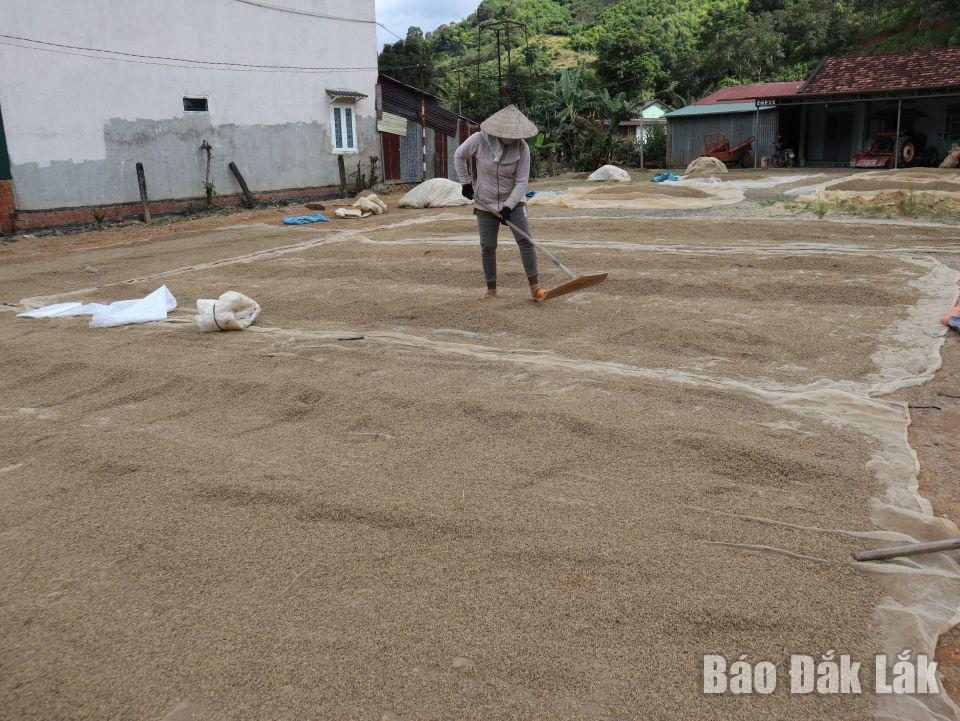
481, 288, 497, 299
529, 284, 546, 302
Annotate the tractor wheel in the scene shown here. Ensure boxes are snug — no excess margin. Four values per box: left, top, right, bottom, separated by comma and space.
739, 152, 753, 169
900, 141, 916, 165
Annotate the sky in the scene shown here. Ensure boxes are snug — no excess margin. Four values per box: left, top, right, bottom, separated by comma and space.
376, 0, 477, 48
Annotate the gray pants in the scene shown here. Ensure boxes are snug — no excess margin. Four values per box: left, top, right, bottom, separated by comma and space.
476, 204, 538, 285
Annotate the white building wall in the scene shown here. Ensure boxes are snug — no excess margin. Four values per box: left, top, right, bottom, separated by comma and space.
0, 0, 379, 209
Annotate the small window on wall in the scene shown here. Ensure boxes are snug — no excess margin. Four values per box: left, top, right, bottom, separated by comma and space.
331, 103, 357, 153
183, 97, 209, 112
946, 106, 960, 143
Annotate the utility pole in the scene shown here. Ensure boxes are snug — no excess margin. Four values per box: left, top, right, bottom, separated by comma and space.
478, 19, 529, 111
419, 64, 428, 181
639, 121, 644, 170
893, 96, 902, 170
505, 23, 512, 103
457, 68, 462, 117
495, 28, 503, 101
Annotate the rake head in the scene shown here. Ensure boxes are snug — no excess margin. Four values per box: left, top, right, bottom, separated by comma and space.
541, 272, 609, 301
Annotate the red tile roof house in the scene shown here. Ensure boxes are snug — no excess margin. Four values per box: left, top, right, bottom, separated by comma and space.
769, 47, 960, 167
695, 81, 804, 105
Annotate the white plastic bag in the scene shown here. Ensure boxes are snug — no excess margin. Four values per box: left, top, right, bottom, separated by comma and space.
398, 178, 472, 208
195, 291, 260, 332
587, 165, 631, 182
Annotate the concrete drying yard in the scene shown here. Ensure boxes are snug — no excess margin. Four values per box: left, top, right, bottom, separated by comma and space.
2, 170, 960, 720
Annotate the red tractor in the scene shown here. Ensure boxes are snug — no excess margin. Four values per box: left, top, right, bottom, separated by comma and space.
850, 130, 939, 169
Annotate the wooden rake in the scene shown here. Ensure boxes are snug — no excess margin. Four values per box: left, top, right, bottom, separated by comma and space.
474, 200, 608, 301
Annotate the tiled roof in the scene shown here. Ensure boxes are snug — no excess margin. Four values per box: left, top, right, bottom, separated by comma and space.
696, 81, 803, 104
799, 47, 960, 96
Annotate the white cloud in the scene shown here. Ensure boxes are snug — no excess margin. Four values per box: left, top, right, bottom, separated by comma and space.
375, 0, 478, 48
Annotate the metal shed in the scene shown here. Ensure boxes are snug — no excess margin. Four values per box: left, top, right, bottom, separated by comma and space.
377, 75, 476, 183
665, 102, 776, 168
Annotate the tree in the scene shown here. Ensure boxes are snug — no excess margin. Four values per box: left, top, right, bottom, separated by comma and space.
697, 1, 785, 87
378, 26, 436, 90
591, 0, 703, 98
595, 27, 663, 95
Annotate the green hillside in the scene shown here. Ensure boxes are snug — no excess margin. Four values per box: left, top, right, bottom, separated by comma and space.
379, 0, 959, 118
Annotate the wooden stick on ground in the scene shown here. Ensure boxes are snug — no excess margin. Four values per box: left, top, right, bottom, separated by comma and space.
228, 162, 255, 208
135, 162, 151, 224
853, 538, 960, 562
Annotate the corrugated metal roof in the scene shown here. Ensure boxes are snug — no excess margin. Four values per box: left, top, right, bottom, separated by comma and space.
378, 75, 460, 137
380, 78, 421, 122
326, 88, 368, 100
666, 102, 772, 118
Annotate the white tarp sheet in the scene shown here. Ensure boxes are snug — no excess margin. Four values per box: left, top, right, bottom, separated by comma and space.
17, 286, 177, 328
16, 302, 83, 319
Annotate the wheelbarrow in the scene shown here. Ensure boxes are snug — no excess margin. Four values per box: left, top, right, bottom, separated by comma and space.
703, 131, 754, 168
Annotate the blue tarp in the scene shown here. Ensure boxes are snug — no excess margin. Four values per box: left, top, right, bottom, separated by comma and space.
651, 172, 679, 183
282, 213, 330, 225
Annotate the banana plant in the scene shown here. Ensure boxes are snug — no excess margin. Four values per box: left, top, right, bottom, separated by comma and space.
592, 88, 640, 167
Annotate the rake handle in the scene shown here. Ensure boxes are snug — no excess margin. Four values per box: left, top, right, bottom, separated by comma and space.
473, 199, 578, 279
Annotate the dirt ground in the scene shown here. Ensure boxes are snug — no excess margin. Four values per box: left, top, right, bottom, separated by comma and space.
2, 169, 959, 721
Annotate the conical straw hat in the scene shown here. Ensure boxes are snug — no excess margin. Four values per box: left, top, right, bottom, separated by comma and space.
480, 104, 539, 139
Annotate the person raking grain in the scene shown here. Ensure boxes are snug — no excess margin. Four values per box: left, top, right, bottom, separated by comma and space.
454, 105, 546, 301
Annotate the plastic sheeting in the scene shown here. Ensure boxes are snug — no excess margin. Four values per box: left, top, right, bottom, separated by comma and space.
398, 178, 472, 208
587, 165, 630, 182
282, 214, 330, 225
651, 172, 679, 183
16, 302, 83, 319
791, 169, 960, 214
195, 291, 261, 332
527, 174, 820, 211
17, 286, 177, 328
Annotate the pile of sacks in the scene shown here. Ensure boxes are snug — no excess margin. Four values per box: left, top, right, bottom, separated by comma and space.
398, 178, 472, 208
941, 145, 960, 169
685, 156, 728, 175
195, 291, 260, 332
335, 193, 388, 218
587, 165, 631, 182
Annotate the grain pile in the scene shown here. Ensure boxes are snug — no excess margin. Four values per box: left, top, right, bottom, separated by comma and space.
1, 194, 959, 721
